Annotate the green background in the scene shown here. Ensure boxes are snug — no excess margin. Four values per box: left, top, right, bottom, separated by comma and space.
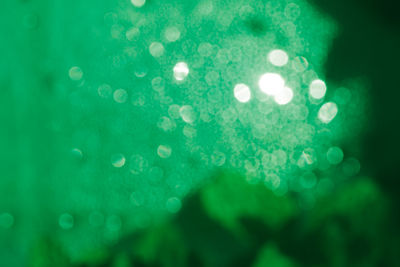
1, 0, 400, 266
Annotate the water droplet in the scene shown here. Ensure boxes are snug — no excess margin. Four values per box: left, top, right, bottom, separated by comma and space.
268, 49, 289, 67
274, 86, 293, 105
113, 89, 128, 103
166, 197, 182, 213
180, 105, 196, 123
318, 102, 338, 123
111, 153, 126, 168
309, 79, 327, 100
234, 83, 251, 103
259, 73, 285, 96
131, 0, 145, 8
149, 42, 164, 58
98, 84, 113, 98
69, 66, 83, 81
59, 213, 74, 230
173, 62, 189, 81
129, 154, 147, 174
157, 145, 172, 158
326, 146, 344, 165
164, 26, 181, 42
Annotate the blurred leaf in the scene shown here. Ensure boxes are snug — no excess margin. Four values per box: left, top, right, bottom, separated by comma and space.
200, 171, 298, 237
253, 243, 297, 267
133, 223, 187, 267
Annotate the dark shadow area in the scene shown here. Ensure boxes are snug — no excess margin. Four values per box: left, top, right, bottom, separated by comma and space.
308, 0, 400, 230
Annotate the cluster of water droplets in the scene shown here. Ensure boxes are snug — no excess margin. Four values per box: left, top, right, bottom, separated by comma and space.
36, 0, 365, 258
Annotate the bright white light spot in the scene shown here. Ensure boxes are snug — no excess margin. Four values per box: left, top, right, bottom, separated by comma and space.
309, 79, 327, 99
111, 153, 126, 168
274, 86, 293, 105
131, 0, 145, 8
157, 145, 172, 158
164, 26, 181, 42
318, 102, 338, 123
179, 105, 196, 123
149, 42, 164, 58
268, 49, 289, 67
234, 83, 251, 103
173, 62, 189, 81
69, 66, 83, 81
258, 73, 285, 96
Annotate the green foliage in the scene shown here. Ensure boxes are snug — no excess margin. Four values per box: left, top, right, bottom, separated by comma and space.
201, 171, 297, 236
253, 243, 297, 267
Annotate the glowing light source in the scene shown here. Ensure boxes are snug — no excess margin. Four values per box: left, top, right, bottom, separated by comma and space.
274, 86, 293, 105
173, 62, 189, 81
309, 79, 327, 99
258, 72, 285, 96
268, 49, 289, 67
318, 102, 338, 123
233, 83, 251, 103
